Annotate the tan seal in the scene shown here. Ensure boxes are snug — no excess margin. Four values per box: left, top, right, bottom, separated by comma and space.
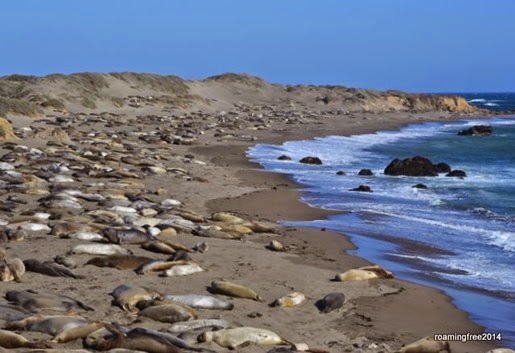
209, 280, 263, 301
396, 336, 450, 353
0, 328, 50, 348
270, 292, 306, 308
52, 320, 107, 343
138, 303, 197, 323
110, 285, 162, 312
86, 254, 153, 270
334, 265, 394, 281
198, 327, 288, 349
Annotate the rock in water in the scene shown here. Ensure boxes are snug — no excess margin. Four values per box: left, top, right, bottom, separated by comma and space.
299, 156, 322, 165
458, 125, 493, 136
384, 156, 438, 176
446, 170, 467, 177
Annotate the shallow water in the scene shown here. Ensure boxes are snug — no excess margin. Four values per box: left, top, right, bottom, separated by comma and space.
249, 116, 515, 347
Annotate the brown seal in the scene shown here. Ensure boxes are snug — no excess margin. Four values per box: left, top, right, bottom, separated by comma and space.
86, 255, 153, 270
314, 292, 345, 313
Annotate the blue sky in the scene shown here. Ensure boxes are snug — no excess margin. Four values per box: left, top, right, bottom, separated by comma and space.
1, 1, 514, 92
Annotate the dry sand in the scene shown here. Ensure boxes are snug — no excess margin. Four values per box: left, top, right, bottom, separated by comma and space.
0, 74, 501, 353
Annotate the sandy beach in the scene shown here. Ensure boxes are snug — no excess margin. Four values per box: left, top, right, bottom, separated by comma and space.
0, 73, 500, 352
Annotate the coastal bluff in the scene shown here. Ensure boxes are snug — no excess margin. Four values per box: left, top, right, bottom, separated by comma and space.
0, 72, 480, 118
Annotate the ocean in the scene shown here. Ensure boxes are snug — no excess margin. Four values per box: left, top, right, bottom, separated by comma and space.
248, 94, 515, 348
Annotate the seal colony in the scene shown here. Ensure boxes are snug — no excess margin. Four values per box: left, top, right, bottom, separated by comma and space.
0, 72, 502, 352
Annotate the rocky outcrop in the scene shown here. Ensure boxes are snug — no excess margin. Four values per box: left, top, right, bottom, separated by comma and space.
349, 185, 372, 192
446, 170, 467, 177
0, 117, 16, 140
458, 125, 493, 136
384, 156, 439, 177
299, 156, 322, 165
277, 155, 292, 161
358, 169, 374, 176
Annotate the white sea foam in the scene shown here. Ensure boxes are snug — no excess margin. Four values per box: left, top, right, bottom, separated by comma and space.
468, 99, 487, 103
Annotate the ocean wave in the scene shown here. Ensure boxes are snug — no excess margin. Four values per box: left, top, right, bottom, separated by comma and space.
468, 99, 487, 103
484, 102, 499, 107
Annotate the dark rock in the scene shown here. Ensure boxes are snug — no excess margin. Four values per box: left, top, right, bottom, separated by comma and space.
336, 171, 346, 176
349, 185, 372, 192
458, 125, 493, 136
446, 170, 467, 177
384, 156, 438, 177
277, 154, 292, 161
412, 183, 428, 189
299, 156, 322, 165
358, 169, 374, 176
435, 162, 451, 174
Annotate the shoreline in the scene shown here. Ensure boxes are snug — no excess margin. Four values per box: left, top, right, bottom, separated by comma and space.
193, 111, 502, 352
1, 101, 504, 352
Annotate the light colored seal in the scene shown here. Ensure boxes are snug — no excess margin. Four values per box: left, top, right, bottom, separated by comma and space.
110, 285, 162, 312
168, 319, 232, 333
52, 320, 107, 343
209, 280, 263, 301
315, 292, 345, 313
211, 212, 244, 223
5, 290, 94, 313
486, 349, 515, 353
266, 240, 287, 252
141, 241, 177, 255
0, 257, 25, 282
270, 292, 306, 308
334, 265, 394, 281
198, 327, 288, 349
160, 263, 204, 277
396, 336, 450, 353
0, 328, 50, 348
70, 244, 133, 256
194, 227, 244, 240
164, 294, 234, 310
135, 259, 190, 274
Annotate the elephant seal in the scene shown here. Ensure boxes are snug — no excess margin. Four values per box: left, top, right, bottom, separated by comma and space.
270, 292, 306, 308
198, 327, 288, 349
134, 259, 190, 274
164, 294, 234, 310
160, 263, 203, 277
52, 320, 107, 343
396, 336, 450, 353
70, 243, 133, 256
266, 240, 287, 252
0, 257, 25, 282
0, 304, 31, 321
86, 254, 153, 270
334, 265, 394, 281
168, 319, 231, 333
210, 212, 244, 223
209, 280, 263, 301
141, 241, 177, 255
138, 303, 197, 323
23, 259, 83, 278
194, 227, 244, 240
0, 328, 50, 348
9, 315, 89, 336
89, 323, 183, 353
486, 350, 515, 353
5, 289, 94, 313
110, 285, 162, 312
103, 227, 155, 244
315, 292, 345, 313
54, 255, 78, 269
